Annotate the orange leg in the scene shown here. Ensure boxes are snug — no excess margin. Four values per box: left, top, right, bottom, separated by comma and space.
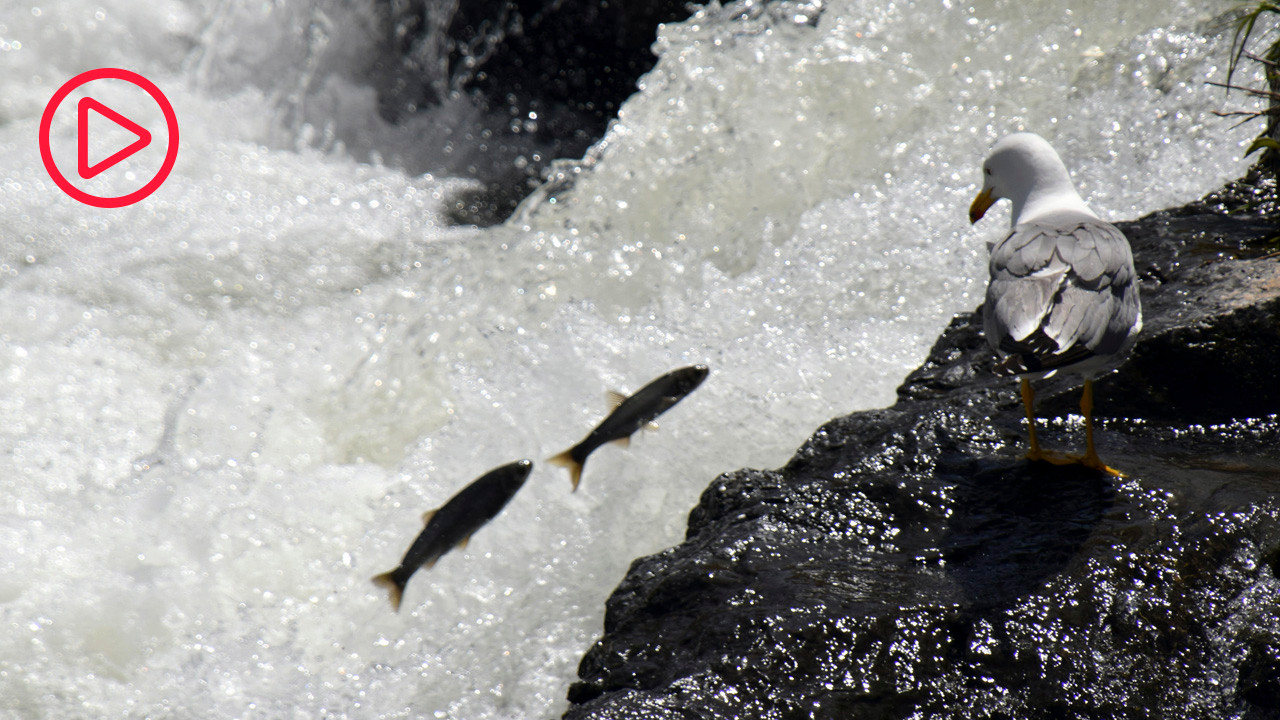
1020, 378, 1073, 466
1077, 378, 1124, 476
1020, 378, 1044, 461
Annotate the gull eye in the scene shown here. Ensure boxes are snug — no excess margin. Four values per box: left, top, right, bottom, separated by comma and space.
984, 168, 992, 176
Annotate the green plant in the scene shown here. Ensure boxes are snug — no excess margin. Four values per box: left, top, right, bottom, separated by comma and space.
1215, 2, 1280, 171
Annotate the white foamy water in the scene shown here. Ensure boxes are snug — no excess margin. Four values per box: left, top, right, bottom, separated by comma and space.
0, 0, 1258, 717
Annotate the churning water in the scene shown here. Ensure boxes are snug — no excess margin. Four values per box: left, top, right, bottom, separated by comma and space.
0, 0, 1261, 717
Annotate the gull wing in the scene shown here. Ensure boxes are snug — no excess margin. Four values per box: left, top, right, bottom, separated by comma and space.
984, 212, 1141, 376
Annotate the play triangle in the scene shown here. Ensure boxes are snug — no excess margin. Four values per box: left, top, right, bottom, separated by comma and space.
77, 96, 152, 179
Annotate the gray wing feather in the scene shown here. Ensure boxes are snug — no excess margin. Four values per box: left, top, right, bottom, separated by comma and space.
984, 212, 1141, 373
985, 268, 1064, 342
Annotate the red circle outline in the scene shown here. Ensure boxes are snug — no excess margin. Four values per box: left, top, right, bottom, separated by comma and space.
39, 68, 180, 209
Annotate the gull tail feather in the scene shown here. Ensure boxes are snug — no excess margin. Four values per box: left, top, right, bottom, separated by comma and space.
548, 450, 584, 492
371, 571, 405, 613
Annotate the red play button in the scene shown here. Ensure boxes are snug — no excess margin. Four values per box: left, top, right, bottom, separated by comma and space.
77, 96, 152, 179
39, 68, 180, 208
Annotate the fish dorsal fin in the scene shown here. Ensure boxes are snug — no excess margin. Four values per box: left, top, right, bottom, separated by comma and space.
422, 509, 438, 525
612, 435, 631, 449
606, 390, 628, 410
457, 535, 471, 550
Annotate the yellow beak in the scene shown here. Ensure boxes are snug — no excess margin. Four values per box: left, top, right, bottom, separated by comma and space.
969, 188, 995, 224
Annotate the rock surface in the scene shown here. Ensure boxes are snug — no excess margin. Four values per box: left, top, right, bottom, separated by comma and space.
371, 0, 702, 225
562, 177, 1280, 718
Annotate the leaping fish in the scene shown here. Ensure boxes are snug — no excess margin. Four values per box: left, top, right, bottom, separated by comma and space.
548, 364, 709, 491
371, 459, 533, 612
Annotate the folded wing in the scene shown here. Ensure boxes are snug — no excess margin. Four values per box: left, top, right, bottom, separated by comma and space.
984, 212, 1140, 376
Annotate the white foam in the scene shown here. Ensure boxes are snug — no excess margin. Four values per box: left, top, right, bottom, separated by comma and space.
0, 0, 1258, 717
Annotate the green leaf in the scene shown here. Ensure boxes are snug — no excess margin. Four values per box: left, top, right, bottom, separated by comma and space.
1226, 2, 1280, 86
1244, 137, 1280, 156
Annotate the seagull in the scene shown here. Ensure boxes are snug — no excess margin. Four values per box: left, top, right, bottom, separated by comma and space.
969, 132, 1142, 474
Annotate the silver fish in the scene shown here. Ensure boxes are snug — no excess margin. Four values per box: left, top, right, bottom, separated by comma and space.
548, 364, 709, 491
371, 459, 533, 612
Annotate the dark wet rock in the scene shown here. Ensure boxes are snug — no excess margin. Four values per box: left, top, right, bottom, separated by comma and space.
371, 0, 704, 225
563, 178, 1280, 718
374, 0, 699, 126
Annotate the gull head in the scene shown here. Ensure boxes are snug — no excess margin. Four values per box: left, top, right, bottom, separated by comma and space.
969, 132, 1093, 227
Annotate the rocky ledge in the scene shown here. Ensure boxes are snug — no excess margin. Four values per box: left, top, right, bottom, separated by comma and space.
563, 175, 1280, 719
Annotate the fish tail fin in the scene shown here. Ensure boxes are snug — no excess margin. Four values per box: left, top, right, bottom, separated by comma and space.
371, 571, 405, 613
548, 450, 584, 492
